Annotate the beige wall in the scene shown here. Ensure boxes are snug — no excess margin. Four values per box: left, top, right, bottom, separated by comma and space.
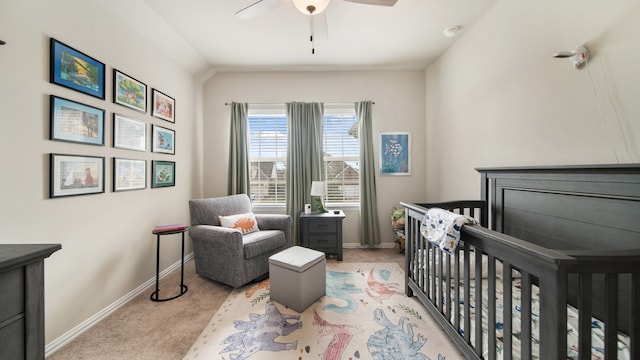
0, 0, 203, 348
202, 71, 426, 246
425, 0, 640, 200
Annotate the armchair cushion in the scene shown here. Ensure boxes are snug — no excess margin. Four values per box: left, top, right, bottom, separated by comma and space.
243, 230, 286, 259
219, 212, 260, 234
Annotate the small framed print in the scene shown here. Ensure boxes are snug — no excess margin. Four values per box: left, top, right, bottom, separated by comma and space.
113, 69, 147, 113
151, 89, 175, 123
50, 38, 105, 99
152, 125, 175, 155
113, 158, 146, 192
50, 153, 105, 198
113, 114, 146, 152
380, 132, 411, 176
151, 160, 175, 188
50, 95, 105, 146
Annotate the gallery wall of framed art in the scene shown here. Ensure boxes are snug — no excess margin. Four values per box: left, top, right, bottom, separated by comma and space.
48, 37, 179, 198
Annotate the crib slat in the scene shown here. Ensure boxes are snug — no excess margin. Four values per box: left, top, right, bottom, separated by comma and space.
604, 274, 618, 359
418, 236, 429, 297
577, 273, 592, 359
503, 262, 513, 360
454, 250, 460, 333
520, 271, 532, 359
631, 273, 639, 359
430, 244, 436, 299
437, 250, 443, 313
474, 249, 483, 356
445, 253, 452, 318
488, 255, 496, 360
464, 243, 471, 345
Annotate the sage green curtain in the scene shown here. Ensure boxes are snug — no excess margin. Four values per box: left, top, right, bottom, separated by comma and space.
285, 102, 325, 245
356, 101, 380, 245
227, 102, 250, 195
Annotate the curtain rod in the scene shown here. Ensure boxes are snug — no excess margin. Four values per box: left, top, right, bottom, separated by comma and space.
224, 101, 375, 106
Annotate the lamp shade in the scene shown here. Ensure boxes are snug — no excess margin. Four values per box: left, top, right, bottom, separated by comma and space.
310, 181, 326, 196
291, 0, 330, 15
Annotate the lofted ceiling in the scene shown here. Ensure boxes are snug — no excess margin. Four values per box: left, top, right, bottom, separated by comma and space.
143, 0, 499, 72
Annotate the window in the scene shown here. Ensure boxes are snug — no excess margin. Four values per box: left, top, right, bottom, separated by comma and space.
323, 105, 359, 206
248, 106, 287, 205
247, 104, 360, 207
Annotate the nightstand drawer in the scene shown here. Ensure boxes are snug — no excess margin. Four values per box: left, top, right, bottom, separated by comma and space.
308, 234, 337, 248
308, 220, 336, 233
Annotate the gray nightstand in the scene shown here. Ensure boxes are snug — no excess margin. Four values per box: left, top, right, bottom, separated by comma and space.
299, 210, 345, 261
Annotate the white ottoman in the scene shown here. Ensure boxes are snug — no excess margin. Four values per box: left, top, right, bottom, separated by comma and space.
268, 246, 326, 312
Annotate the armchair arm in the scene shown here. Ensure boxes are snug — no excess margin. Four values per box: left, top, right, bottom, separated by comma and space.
188, 225, 244, 253
255, 214, 292, 244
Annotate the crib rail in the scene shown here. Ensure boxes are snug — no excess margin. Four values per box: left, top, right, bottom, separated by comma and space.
402, 201, 639, 360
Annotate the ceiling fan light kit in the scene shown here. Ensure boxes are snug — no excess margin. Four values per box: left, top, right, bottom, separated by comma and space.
292, 0, 331, 15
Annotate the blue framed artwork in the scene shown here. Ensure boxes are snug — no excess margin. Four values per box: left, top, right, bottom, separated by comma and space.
50, 38, 105, 99
113, 69, 147, 113
152, 124, 175, 155
380, 132, 411, 175
50, 95, 105, 145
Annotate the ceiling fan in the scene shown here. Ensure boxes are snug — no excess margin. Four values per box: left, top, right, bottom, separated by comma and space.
236, 0, 397, 53
235, 0, 397, 20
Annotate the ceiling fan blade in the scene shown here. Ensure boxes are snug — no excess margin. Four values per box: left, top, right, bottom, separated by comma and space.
341, 0, 398, 6
235, 0, 290, 20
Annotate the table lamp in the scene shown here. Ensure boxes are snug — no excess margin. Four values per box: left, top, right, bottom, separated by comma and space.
310, 181, 328, 213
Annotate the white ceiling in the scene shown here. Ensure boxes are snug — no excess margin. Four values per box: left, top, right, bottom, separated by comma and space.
143, 0, 499, 72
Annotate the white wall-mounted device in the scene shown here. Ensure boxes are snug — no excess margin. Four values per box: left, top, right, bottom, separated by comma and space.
553, 45, 589, 69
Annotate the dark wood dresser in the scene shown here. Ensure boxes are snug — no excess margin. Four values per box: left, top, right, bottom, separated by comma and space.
299, 210, 345, 261
0, 244, 61, 360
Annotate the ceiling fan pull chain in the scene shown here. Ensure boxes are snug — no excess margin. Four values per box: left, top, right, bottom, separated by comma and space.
309, 15, 316, 54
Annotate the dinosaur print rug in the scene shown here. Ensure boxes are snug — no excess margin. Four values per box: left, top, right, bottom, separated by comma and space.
183, 262, 463, 360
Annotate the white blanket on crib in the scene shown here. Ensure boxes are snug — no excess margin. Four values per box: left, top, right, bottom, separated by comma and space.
420, 207, 476, 254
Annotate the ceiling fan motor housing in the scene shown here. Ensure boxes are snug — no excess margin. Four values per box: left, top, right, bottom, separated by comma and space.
292, 0, 330, 15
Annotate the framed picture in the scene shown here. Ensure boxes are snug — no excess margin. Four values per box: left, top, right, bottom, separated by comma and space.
113, 114, 146, 151
113, 69, 147, 113
151, 160, 175, 188
152, 125, 175, 155
50, 153, 105, 198
151, 89, 175, 123
380, 132, 411, 176
50, 95, 105, 145
113, 158, 146, 192
50, 38, 105, 99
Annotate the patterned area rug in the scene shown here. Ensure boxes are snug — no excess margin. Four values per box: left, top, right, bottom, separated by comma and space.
183, 262, 463, 360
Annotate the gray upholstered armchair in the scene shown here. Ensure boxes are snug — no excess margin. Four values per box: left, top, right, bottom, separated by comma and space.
188, 194, 291, 288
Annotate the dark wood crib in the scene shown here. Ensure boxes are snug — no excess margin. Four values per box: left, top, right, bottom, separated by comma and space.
403, 165, 640, 359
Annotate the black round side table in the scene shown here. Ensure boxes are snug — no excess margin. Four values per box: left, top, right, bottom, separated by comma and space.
150, 227, 189, 302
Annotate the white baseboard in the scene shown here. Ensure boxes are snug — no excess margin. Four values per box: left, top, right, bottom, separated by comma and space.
45, 252, 194, 357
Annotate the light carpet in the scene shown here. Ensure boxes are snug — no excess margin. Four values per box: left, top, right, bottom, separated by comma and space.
183, 262, 463, 360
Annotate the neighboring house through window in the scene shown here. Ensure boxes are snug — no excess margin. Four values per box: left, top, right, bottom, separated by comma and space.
248, 104, 359, 207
